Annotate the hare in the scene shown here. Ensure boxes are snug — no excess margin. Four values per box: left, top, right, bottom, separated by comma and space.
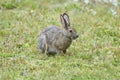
38, 13, 79, 54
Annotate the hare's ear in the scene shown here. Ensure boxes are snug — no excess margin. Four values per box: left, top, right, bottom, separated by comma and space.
63, 13, 70, 27
60, 14, 68, 29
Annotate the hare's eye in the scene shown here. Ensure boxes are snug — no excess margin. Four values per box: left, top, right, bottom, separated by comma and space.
69, 29, 72, 33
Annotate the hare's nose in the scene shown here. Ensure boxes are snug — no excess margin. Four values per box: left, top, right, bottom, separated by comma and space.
76, 34, 79, 38
76, 35, 79, 38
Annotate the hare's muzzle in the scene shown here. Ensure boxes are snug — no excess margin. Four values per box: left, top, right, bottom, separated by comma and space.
73, 34, 79, 40
76, 34, 79, 38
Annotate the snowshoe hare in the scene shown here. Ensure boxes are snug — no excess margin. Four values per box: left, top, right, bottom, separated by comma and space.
38, 13, 79, 54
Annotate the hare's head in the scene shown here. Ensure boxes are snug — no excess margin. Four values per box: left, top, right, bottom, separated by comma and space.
60, 13, 79, 40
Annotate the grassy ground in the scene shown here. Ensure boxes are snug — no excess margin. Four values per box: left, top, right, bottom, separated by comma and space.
0, 0, 120, 80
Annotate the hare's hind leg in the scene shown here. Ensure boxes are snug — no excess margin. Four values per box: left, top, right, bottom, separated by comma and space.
38, 34, 48, 54
44, 41, 48, 54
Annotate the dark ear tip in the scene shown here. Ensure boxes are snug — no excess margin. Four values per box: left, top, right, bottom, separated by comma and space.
63, 13, 67, 15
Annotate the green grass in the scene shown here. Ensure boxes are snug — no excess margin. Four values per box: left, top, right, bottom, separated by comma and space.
0, 0, 120, 80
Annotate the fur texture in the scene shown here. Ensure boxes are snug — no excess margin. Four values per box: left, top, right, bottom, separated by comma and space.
38, 13, 79, 54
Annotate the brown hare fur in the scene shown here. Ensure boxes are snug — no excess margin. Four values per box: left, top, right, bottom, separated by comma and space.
38, 13, 79, 54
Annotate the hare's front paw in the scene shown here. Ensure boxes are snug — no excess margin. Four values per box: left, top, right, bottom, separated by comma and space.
63, 50, 66, 54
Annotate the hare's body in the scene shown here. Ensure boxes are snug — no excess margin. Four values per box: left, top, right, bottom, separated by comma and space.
38, 13, 79, 54
53, 30, 72, 50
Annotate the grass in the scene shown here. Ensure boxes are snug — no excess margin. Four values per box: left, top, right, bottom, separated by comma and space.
0, 0, 120, 80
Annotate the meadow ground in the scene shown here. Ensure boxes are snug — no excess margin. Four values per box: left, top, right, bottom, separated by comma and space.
0, 0, 120, 80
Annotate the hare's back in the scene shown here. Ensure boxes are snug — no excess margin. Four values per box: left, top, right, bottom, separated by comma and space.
42, 26, 61, 34
40, 26, 61, 44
